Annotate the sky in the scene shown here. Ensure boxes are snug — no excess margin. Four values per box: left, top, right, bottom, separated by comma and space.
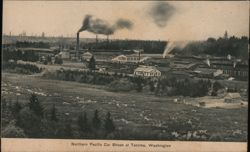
3, 1, 249, 41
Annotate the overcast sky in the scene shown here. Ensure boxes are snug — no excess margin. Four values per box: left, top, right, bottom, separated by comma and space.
3, 1, 249, 41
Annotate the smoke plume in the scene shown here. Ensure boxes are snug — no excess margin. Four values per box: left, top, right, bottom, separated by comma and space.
206, 58, 211, 67
162, 41, 188, 58
78, 14, 133, 35
149, 2, 175, 28
115, 19, 133, 30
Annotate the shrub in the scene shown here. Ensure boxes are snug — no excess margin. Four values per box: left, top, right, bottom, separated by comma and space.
28, 94, 44, 118
2, 123, 26, 138
50, 104, 58, 122
108, 78, 135, 92
104, 112, 115, 133
92, 110, 101, 129
11, 101, 22, 117
78, 112, 90, 132
16, 107, 42, 137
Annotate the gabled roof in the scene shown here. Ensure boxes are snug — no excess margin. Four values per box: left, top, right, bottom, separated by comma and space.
134, 66, 160, 73
112, 55, 127, 61
82, 52, 93, 56
224, 93, 241, 99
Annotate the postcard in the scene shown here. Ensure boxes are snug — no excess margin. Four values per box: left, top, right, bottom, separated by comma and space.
1, 1, 248, 152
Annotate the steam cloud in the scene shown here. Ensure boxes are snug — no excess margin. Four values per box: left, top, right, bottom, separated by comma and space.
78, 14, 133, 35
149, 2, 175, 28
162, 41, 188, 58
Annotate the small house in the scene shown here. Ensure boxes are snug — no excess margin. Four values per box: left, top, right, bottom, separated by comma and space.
224, 93, 242, 103
82, 52, 93, 62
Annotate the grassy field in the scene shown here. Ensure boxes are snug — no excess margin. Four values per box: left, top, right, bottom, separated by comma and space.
1, 72, 248, 141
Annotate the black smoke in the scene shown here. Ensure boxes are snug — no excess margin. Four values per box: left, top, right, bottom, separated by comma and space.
115, 19, 133, 30
148, 2, 175, 28
78, 14, 133, 35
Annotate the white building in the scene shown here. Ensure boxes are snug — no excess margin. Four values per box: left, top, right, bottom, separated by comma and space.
111, 54, 149, 63
134, 66, 161, 77
111, 55, 128, 63
82, 52, 93, 62
59, 51, 70, 59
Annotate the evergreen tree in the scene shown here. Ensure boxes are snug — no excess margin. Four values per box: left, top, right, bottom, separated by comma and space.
104, 112, 115, 133
2, 98, 7, 111
16, 107, 42, 137
213, 81, 223, 92
58, 123, 73, 139
12, 101, 22, 117
136, 80, 143, 92
92, 110, 101, 129
55, 56, 63, 65
88, 56, 96, 71
8, 100, 13, 112
149, 81, 155, 92
28, 94, 44, 118
50, 104, 58, 122
78, 112, 90, 132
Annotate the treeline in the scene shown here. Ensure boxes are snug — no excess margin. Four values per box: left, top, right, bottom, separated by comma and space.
151, 78, 212, 97
3, 49, 39, 62
44, 69, 146, 92
44, 68, 218, 97
1, 94, 116, 139
15, 41, 50, 48
172, 36, 248, 60
81, 40, 167, 54
45, 69, 116, 85
2, 62, 43, 74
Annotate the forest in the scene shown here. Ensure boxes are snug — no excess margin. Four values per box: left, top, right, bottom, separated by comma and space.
172, 35, 248, 59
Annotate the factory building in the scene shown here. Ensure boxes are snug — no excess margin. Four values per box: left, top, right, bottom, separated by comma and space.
134, 66, 161, 77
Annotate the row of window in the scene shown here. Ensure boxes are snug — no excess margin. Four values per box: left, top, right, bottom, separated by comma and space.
127, 57, 140, 61
223, 69, 248, 77
134, 71, 161, 77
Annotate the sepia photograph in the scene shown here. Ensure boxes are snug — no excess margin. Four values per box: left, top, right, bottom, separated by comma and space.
1, 0, 249, 151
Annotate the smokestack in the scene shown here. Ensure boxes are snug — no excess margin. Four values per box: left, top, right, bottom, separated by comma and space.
106, 35, 109, 48
107, 35, 109, 43
138, 51, 141, 62
76, 32, 80, 59
96, 35, 98, 44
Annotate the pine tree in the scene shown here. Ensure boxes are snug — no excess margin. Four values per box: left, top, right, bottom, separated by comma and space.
88, 56, 96, 71
8, 100, 13, 112
92, 110, 101, 129
12, 101, 22, 117
2, 98, 7, 111
78, 112, 90, 132
104, 112, 115, 133
50, 104, 58, 122
28, 94, 44, 118
63, 123, 73, 138
136, 80, 143, 92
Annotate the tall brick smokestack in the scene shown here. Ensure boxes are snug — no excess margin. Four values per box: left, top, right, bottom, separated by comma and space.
96, 35, 98, 43
76, 32, 80, 59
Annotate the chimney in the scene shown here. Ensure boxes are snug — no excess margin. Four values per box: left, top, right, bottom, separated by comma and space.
76, 32, 80, 59
107, 35, 109, 43
106, 35, 109, 48
96, 35, 98, 44
138, 51, 141, 62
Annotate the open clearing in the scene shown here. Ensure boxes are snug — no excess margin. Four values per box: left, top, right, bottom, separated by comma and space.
2, 73, 247, 141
